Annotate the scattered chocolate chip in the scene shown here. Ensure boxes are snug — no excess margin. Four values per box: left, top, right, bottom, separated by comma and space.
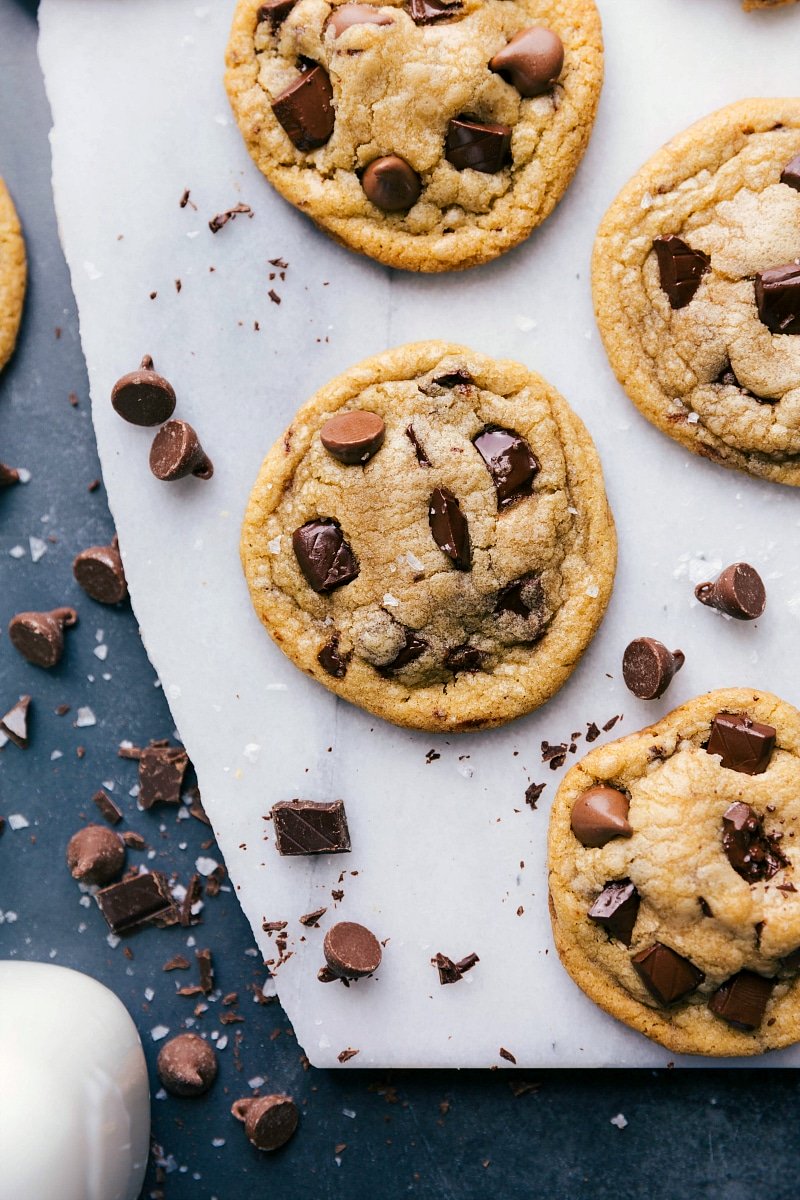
150, 419, 214, 481
66, 824, 125, 885
95, 871, 176, 934
208, 203, 253, 234
380, 627, 428, 673
406, 424, 431, 466
317, 636, 351, 678
0, 695, 31, 749
0, 462, 20, 487
138, 742, 189, 809
299, 907, 327, 927
323, 921, 382, 979
473, 427, 539, 509
320, 410, 386, 464
695, 562, 766, 620
8, 607, 78, 669
525, 782, 545, 809
706, 712, 776, 776
588, 880, 640, 946
445, 644, 485, 673
489, 25, 564, 97
73, 535, 128, 605
157, 1033, 218, 1097
432, 951, 479, 985
781, 154, 800, 191
755, 262, 800, 335
622, 638, 684, 700
232, 1095, 299, 1151
570, 785, 632, 848
111, 355, 176, 426
362, 156, 421, 212
632, 943, 704, 1007
271, 799, 351, 855
446, 116, 511, 173
653, 235, 710, 309
722, 801, 787, 884
272, 64, 334, 152
257, 0, 297, 28
328, 3, 393, 35
292, 519, 359, 593
709, 971, 774, 1032
429, 487, 471, 570
495, 574, 544, 619
407, 0, 461, 23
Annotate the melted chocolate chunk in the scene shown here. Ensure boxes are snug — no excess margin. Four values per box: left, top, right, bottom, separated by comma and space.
257, 0, 297, 28
380, 627, 428, 673
317, 636, 351, 678
446, 117, 511, 174
473, 427, 539, 508
570, 786, 632, 848
428, 487, 471, 570
328, 3, 394, 35
653, 235, 710, 309
432, 368, 473, 388
588, 880, 640, 946
445, 644, 485, 673
271, 799, 351, 855
755, 262, 800, 335
292, 519, 359, 593
272, 64, 335, 152
709, 971, 774, 1032
722, 801, 787, 884
706, 712, 776, 776
713, 363, 776, 405
781, 154, 800, 192
407, 0, 462, 24
406, 424, 431, 466
495, 573, 544, 619
631, 943, 704, 1007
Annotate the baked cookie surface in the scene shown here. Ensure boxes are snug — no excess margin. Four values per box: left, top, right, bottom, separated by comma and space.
241, 342, 615, 731
225, 0, 603, 271
593, 99, 800, 486
0, 179, 26, 373
548, 689, 800, 1057
743, 0, 796, 10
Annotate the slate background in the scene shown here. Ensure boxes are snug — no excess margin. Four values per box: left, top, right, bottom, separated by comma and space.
1, 2, 799, 1197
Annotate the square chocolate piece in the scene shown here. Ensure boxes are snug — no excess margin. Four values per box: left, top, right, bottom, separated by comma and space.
706, 712, 776, 776
95, 871, 176, 934
271, 800, 351, 856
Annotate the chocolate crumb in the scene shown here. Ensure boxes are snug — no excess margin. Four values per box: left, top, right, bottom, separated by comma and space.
299, 907, 327, 927
338, 1048, 359, 1063
586, 722, 601, 742
208, 203, 253, 233
499, 1047, 517, 1064
163, 955, 191, 972
92, 789, 122, 825
603, 715, 621, 732
268, 289, 281, 304
525, 782, 545, 810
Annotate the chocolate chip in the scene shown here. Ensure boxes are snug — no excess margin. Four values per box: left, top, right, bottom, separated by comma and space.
473, 427, 539, 508
570, 785, 632, 848
709, 971, 774, 1032
781, 154, 800, 191
231, 1095, 299, 1152
495, 573, 544, 619
631, 943, 704, 1007
111, 355, 176, 426
622, 638, 684, 700
8, 607, 78, 669
407, 0, 462, 23
362, 156, 421, 212
588, 880, 640, 946
653, 235, 710, 309
446, 117, 511, 174
445, 644, 485, 673
73, 535, 128, 605
139, 743, 189, 809
66, 824, 125, 886
271, 799, 351, 855
0, 695, 31, 749
95, 871, 177, 934
755, 262, 800, 335
320, 410, 385, 464
257, 0, 297, 28
292, 518, 359, 592
323, 920, 382, 979
0, 462, 20, 487
722, 801, 787, 884
489, 25, 564, 97
157, 1033, 218, 1097
149, 419, 214, 481
706, 712, 776, 776
380, 627, 428, 673
317, 636, 351, 678
406, 424, 431, 466
432, 951, 479, 985
695, 562, 766, 620
431, 368, 473, 389
328, 3, 393, 35
429, 487, 471, 570
272, 64, 334, 152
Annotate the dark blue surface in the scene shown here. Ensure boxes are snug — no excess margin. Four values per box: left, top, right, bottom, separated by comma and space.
2, 3, 799, 1197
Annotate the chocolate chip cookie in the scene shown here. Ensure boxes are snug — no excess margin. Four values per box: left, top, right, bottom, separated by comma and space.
549, 689, 800, 1056
0, 179, 26, 373
241, 342, 616, 731
225, 0, 603, 271
742, 0, 797, 9
593, 99, 800, 486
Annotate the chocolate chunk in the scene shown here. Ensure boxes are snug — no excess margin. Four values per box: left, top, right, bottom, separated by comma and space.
428, 487, 471, 570
8, 607, 78, 669
0, 462, 20, 487
622, 638, 684, 700
781, 947, 800, 973
489, 25, 564, 97
150, 419, 214, 481
755, 262, 800, 335
445, 644, 485, 673
328, 4, 393, 35
257, 0, 297, 26
157, 1033, 218, 1097
653, 235, 710, 309
432, 368, 473, 389
525, 782, 545, 809
111, 355, 176, 426
709, 971, 774, 1032
706, 712, 776, 776
196, 947, 215, 994
695, 562, 766, 620
432, 951, 479, 985
292, 518, 359, 592
66, 824, 126, 885
362, 156, 421, 212
95, 871, 176, 934
406, 424, 431, 466
299, 907, 327, 927
0, 695, 31, 749
473, 427, 539, 508
92, 789, 123, 825
632, 943, 704, 1007
73, 535, 128, 605
139, 743, 189, 809
317, 636, 351, 678
446, 117, 511, 174
272, 64, 334, 152
714, 363, 776, 405
407, 0, 461, 23
231, 1095, 299, 1152
570, 785, 632, 848
495, 574, 544, 619
722, 801, 787, 883
323, 920, 382, 978
271, 799, 351, 855
781, 154, 800, 191
320, 410, 386, 464
208, 203, 253, 234
588, 880, 640, 946
380, 627, 428, 673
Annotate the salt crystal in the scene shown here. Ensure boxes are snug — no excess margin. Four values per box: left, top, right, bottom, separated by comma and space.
29, 536, 48, 562
610, 1113, 628, 1130
145, 987, 155, 1001
94, 644, 108, 661
9, 545, 25, 558
383, 593, 399, 607
150, 1025, 170, 1042
217, 1035, 228, 1050
195, 856, 219, 876
248, 1076, 265, 1089
84, 260, 103, 279
8, 814, 29, 830
155, 1088, 168, 1101
50, 750, 63, 761
75, 706, 97, 728
514, 314, 537, 332
106, 933, 121, 949
342, 1108, 356, 1119
16, 468, 30, 483
243, 743, 260, 763
211, 1138, 226, 1148
585, 584, 599, 598
640, 191, 653, 209
268, 535, 282, 554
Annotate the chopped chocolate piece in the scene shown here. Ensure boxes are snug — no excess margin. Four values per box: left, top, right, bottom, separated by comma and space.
570, 785, 632, 848
8, 608, 78, 669
0, 695, 31, 749
292, 518, 359, 593
699, 897, 713, 918
602, 715, 621, 732
196, 947, 214, 994
445, 644, 485, 673
95, 871, 176, 934
337, 1048, 359, 1063
714, 363, 776, 405
272, 799, 351, 855
139, 743, 189, 808
709, 971, 774, 1032
721, 801, 787, 884
208, 203, 252, 234
157, 1032, 218, 1097
118, 742, 143, 760
585, 721, 601, 743
320, 410, 386, 464
362, 156, 421, 212
781, 154, 800, 191
695, 562, 766, 620
318, 966, 339, 983
706, 712, 776, 775
632, 943, 704, 1007
432, 951, 479, 985
406, 424, 431, 466
272, 65, 334, 152
653, 235, 710, 309
163, 954, 191, 971
380, 627, 428, 673
755, 262, 800, 335
0, 462, 20, 487
150, 419, 214, 481
323, 921, 382, 978
495, 574, 543, 619
73, 535, 128, 605
66, 824, 126, 885
328, 3, 394, 35
489, 25, 564, 97
622, 638, 684, 700
257, 0, 297, 28
317, 636, 351, 679
407, 0, 461, 22
299, 907, 327, 927
542, 740, 568, 770
231, 1095, 299, 1151
525, 782, 545, 809
122, 831, 146, 850
781, 947, 800, 973
429, 487, 471, 570
499, 1047, 517, 1064
180, 873, 203, 928
588, 880, 640, 946
111, 355, 176, 426
220, 1010, 244, 1025
92, 788, 123, 825
262, 920, 288, 932
473, 427, 539, 508
446, 117, 511, 173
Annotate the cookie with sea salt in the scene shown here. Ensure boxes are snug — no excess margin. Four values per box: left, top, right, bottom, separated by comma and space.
0, 179, 26, 373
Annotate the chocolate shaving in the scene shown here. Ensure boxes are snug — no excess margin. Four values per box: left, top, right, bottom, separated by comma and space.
299, 907, 327, 927
208, 203, 253, 233
337, 1048, 359, 1063
432, 951, 479, 985
92, 788, 123, 825
499, 1047, 517, 1064
525, 783, 545, 810
163, 955, 191, 972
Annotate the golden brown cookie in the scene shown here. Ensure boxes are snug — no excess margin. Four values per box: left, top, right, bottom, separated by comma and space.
593, 99, 800, 486
548, 689, 800, 1057
241, 342, 615, 731
225, 0, 603, 271
742, 0, 796, 10
0, 179, 26, 373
